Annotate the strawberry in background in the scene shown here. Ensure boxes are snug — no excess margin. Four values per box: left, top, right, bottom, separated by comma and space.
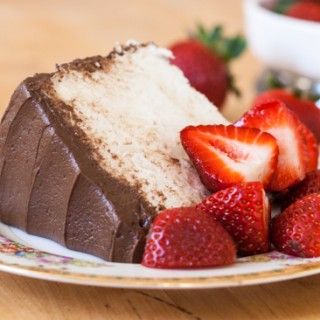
273, 0, 320, 22
169, 25, 246, 109
287, 1, 320, 21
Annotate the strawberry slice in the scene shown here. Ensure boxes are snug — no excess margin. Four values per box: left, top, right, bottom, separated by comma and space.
253, 89, 320, 142
236, 100, 318, 191
298, 122, 319, 173
197, 182, 270, 256
180, 125, 278, 192
272, 193, 320, 258
142, 207, 236, 268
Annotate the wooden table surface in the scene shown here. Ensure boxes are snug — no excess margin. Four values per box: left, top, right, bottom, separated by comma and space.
0, 0, 319, 319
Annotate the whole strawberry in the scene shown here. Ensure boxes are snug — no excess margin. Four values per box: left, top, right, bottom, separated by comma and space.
282, 170, 320, 209
197, 182, 270, 256
272, 193, 320, 257
286, 1, 320, 21
169, 25, 246, 108
254, 89, 320, 142
142, 207, 236, 269
272, 0, 320, 20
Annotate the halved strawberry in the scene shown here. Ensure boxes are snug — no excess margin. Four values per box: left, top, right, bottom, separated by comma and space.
253, 89, 320, 142
142, 207, 236, 269
272, 193, 320, 258
180, 125, 278, 192
197, 182, 270, 256
236, 100, 318, 191
298, 122, 319, 173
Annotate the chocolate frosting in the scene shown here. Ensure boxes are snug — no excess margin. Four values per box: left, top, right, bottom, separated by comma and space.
0, 72, 154, 263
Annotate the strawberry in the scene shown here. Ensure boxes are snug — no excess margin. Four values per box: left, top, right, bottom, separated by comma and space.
169, 25, 246, 108
272, 0, 297, 14
197, 182, 270, 256
282, 170, 320, 209
236, 100, 318, 191
254, 89, 320, 142
272, 0, 320, 17
271, 193, 320, 257
297, 121, 319, 173
142, 207, 236, 269
180, 125, 278, 192
286, 1, 320, 21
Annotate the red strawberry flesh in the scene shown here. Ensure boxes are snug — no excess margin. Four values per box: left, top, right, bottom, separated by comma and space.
272, 193, 320, 258
236, 100, 318, 191
180, 125, 278, 191
254, 89, 320, 142
142, 207, 236, 269
197, 182, 270, 256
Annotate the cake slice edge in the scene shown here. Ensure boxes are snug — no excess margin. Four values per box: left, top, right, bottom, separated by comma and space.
0, 42, 229, 262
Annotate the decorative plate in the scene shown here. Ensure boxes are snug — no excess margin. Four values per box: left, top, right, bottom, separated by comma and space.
0, 222, 320, 289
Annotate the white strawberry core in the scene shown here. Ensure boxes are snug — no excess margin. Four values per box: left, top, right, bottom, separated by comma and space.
267, 127, 304, 181
210, 134, 274, 181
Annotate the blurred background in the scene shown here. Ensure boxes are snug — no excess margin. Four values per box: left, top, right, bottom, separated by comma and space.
0, 0, 259, 121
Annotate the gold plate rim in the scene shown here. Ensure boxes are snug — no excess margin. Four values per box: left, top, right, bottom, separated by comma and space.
1, 258, 320, 289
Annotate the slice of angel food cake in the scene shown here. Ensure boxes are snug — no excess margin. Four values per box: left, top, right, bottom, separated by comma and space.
0, 41, 228, 262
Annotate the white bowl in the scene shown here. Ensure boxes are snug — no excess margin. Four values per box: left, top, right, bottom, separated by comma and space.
244, 0, 320, 80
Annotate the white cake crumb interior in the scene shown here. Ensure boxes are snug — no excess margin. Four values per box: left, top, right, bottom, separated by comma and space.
51, 43, 228, 210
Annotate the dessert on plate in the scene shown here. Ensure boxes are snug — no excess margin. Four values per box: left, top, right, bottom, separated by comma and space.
0, 41, 227, 263
1, 37, 319, 269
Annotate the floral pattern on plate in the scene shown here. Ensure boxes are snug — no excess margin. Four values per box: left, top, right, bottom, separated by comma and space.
0, 235, 105, 268
0, 224, 320, 289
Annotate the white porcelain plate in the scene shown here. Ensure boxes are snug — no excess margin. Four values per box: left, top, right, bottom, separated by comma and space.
0, 222, 320, 288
